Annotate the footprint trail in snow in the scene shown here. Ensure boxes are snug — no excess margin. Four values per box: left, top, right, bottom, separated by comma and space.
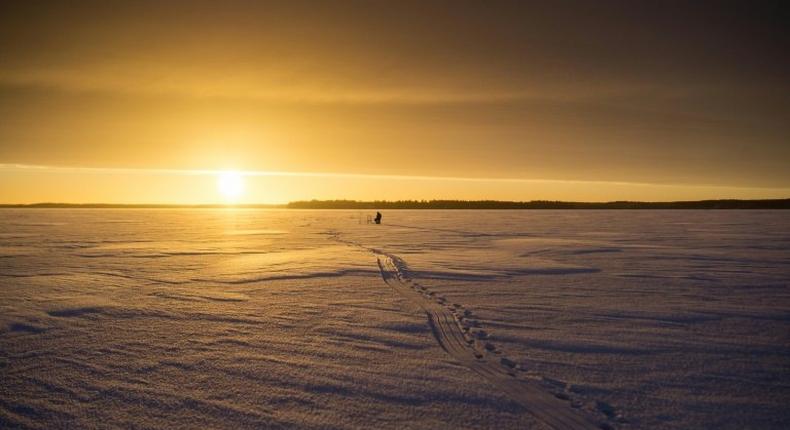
332, 233, 607, 430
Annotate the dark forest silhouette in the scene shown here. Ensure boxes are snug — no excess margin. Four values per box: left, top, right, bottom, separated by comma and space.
289, 199, 790, 209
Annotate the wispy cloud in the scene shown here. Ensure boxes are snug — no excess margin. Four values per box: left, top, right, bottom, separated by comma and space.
0, 65, 649, 105
2, 163, 787, 191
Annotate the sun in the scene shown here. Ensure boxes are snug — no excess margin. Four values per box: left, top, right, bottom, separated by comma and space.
216, 171, 245, 201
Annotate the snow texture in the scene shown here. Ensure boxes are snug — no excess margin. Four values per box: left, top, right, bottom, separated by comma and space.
1, 209, 788, 429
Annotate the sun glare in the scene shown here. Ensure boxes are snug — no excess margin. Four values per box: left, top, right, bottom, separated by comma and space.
217, 171, 245, 201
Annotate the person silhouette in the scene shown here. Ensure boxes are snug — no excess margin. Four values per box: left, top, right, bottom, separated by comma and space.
374, 212, 382, 224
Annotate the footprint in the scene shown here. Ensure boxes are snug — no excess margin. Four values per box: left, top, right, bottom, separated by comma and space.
539, 377, 571, 394
500, 357, 516, 369
472, 329, 489, 339
595, 401, 616, 419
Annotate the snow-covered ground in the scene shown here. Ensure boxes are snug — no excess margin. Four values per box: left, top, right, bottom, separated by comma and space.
1, 209, 788, 429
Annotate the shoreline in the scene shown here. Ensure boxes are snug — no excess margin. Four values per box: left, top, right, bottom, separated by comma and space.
1, 198, 789, 210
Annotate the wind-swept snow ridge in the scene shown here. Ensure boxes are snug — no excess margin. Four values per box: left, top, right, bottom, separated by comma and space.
332, 234, 604, 430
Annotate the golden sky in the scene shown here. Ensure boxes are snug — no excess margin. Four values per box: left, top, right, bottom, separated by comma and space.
1, 1, 788, 203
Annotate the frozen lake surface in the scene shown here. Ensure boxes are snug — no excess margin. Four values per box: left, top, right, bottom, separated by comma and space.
1, 209, 788, 429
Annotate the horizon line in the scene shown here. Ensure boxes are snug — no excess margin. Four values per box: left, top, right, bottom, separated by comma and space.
2, 198, 789, 209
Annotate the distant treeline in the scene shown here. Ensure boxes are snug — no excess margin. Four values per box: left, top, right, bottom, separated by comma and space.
3, 199, 789, 209
286, 199, 790, 209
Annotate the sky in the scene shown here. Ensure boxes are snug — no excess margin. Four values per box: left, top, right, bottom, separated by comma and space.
1, 0, 788, 203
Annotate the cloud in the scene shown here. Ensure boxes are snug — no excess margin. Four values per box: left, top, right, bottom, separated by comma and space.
3, 163, 788, 191
0, 64, 648, 106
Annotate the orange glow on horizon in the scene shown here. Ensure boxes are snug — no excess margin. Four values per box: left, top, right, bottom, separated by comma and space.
0, 3, 787, 202
1, 164, 788, 205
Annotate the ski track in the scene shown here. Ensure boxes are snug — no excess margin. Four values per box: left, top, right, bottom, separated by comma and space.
333, 234, 608, 430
